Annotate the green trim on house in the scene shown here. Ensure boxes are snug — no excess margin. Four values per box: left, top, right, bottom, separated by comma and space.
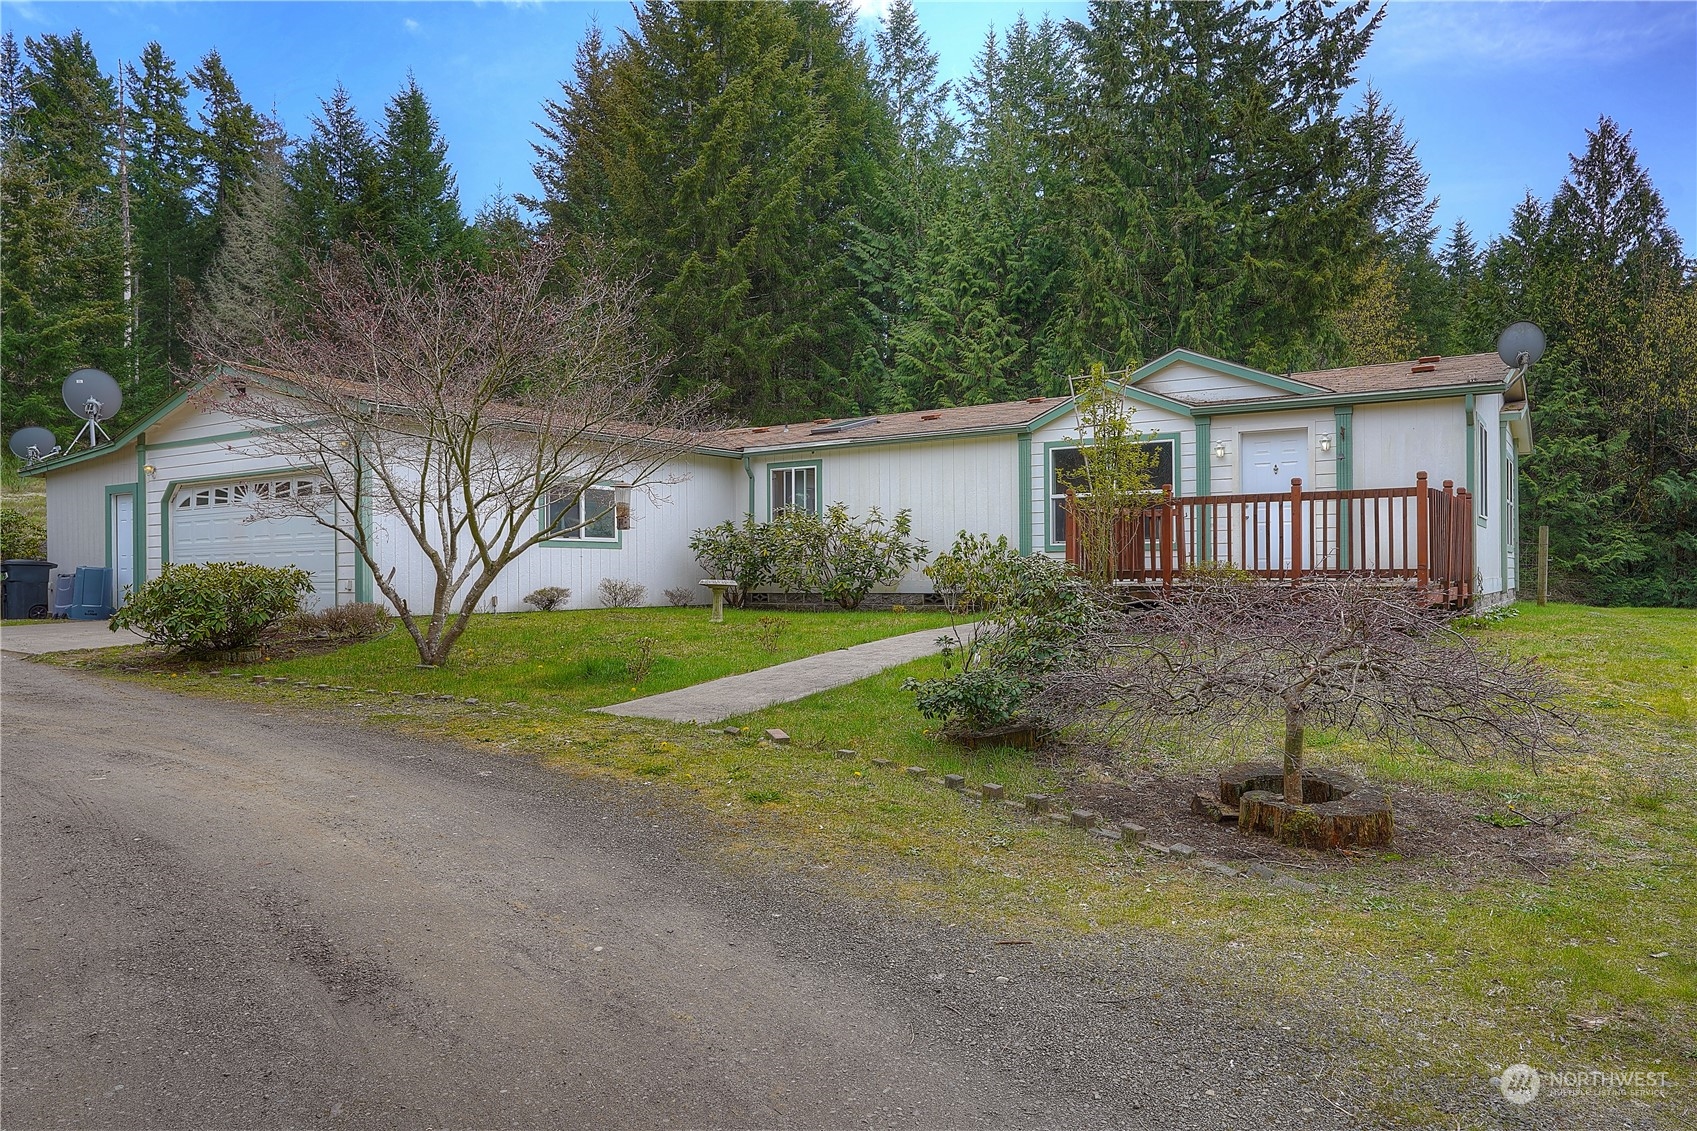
1103, 381, 1195, 419
144, 425, 273, 452
1194, 417, 1212, 497
1464, 393, 1485, 527
538, 484, 625, 550
1331, 406, 1354, 492
135, 442, 148, 584
1125, 348, 1330, 396
1331, 406, 1355, 569
102, 484, 141, 603
762, 458, 823, 520
1501, 419, 1515, 592
1016, 433, 1033, 555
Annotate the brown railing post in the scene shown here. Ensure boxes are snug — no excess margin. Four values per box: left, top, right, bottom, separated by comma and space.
1415, 472, 1431, 591
1441, 480, 1456, 601
1289, 478, 1304, 583
1457, 487, 1473, 604
1160, 486, 1176, 591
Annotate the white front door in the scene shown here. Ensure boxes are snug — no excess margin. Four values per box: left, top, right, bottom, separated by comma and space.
110, 492, 135, 606
1238, 429, 1310, 570
1240, 429, 1310, 494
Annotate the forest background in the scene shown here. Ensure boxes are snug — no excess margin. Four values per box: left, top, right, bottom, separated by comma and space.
2, 0, 1691, 604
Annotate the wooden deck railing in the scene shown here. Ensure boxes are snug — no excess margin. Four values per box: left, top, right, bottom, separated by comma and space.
1063, 472, 1474, 606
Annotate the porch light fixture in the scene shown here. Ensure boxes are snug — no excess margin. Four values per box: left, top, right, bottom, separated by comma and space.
1213, 439, 1228, 460
1318, 434, 1333, 454
143, 463, 156, 478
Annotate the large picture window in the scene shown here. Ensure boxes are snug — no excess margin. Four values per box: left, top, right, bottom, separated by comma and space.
770, 464, 818, 516
1048, 440, 1176, 547
546, 485, 617, 541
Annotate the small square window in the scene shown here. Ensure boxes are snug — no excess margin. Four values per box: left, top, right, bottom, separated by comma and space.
771, 466, 818, 516
547, 486, 617, 541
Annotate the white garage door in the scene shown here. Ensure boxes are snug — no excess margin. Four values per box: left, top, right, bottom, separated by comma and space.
169, 477, 338, 609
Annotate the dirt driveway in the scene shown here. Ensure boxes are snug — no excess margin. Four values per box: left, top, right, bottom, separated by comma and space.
1, 653, 1348, 1130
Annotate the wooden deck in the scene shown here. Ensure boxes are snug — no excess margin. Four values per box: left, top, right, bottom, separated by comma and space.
1063, 472, 1475, 607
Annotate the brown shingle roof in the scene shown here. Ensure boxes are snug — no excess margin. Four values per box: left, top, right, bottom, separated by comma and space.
1287, 352, 1511, 396
696, 397, 1071, 452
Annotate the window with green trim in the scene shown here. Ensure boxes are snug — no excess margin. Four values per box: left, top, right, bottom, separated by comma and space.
771, 465, 818, 516
546, 486, 617, 540
1049, 440, 1175, 545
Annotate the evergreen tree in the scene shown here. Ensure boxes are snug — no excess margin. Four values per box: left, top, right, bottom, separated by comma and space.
194, 146, 295, 358
125, 42, 204, 391
861, 0, 956, 408
1524, 118, 1692, 604
1, 32, 127, 434
1342, 83, 1447, 357
1055, 0, 1381, 374
532, 0, 885, 421
890, 18, 1070, 408
292, 83, 383, 252
189, 49, 270, 226
376, 74, 470, 267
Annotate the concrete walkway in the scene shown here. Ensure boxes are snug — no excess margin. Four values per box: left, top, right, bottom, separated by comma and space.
0, 619, 145, 655
594, 625, 952, 725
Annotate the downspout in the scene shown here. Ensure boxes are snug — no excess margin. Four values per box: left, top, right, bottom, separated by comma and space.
742, 454, 754, 520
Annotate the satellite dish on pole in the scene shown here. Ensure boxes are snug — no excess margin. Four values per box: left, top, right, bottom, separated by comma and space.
62, 368, 122, 449
8, 426, 60, 463
1496, 322, 1546, 370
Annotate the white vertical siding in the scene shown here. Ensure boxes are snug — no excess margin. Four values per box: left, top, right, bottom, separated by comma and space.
752, 434, 1020, 588
1138, 361, 1290, 403
42, 445, 137, 574
369, 452, 743, 612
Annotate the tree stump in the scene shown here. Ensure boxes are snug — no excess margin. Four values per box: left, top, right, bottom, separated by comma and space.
1227, 762, 1393, 849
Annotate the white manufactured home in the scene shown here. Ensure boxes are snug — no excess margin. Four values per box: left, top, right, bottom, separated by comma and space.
32, 349, 1533, 613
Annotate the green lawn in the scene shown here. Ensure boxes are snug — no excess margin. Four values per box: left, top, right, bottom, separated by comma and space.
56, 600, 1697, 1127
237, 605, 958, 710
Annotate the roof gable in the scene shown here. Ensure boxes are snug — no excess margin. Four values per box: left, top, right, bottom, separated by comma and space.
1127, 349, 1327, 401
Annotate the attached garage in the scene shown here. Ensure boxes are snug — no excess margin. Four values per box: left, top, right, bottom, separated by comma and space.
167, 476, 339, 609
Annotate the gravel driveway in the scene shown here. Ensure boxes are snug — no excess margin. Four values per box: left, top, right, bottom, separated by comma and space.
1, 653, 1352, 1130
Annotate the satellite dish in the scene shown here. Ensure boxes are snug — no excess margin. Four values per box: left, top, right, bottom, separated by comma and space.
63, 367, 123, 419
61, 368, 122, 449
8, 426, 60, 462
1496, 322, 1546, 369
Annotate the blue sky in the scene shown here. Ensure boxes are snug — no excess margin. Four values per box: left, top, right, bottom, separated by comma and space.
3, 1, 1693, 250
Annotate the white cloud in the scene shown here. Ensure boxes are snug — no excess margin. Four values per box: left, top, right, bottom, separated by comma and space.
1375, 1, 1693, 71
404, 17, 421, 34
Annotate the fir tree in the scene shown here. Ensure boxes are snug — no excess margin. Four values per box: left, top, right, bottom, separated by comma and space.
376, 74, 470, 267
293, 83, 383, 252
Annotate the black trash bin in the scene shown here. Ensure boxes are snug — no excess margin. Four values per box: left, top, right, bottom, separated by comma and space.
2, 559, 58, 619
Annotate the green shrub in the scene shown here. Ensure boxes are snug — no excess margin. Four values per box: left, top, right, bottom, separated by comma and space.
765, 503, 927, 609
0, 505, 47, 560
905, 554, 1101, 734
692, 506, 926, 610
689, 517, 771, 606
924, 531, 1023, 613
111, 561, 313, 656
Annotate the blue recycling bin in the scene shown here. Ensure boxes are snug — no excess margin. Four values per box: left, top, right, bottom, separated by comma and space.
2, 559, 57, 619
50, 573, 75, 618
67, 565, 114, 620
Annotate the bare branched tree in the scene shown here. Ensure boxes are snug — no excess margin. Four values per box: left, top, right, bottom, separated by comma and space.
1030, 576, 1574, 802
186, 237, 712, 666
